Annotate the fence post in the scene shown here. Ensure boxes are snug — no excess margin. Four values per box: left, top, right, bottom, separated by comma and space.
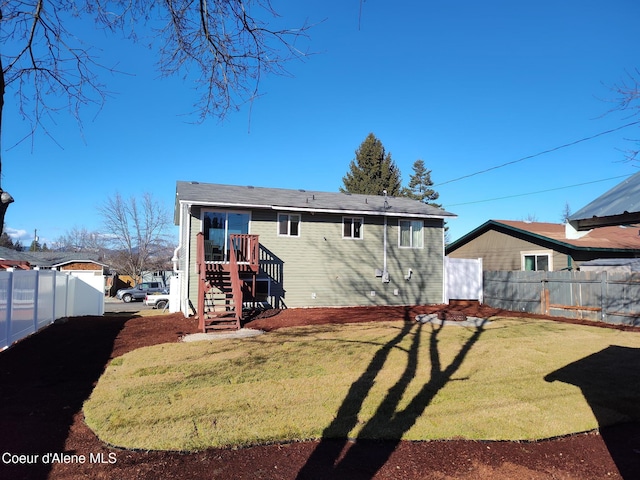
541, 278, 549, 315
4, 269, 14, 349
600, 271, 607, 323
33, 268, 40, 332
51, 270, 57, 322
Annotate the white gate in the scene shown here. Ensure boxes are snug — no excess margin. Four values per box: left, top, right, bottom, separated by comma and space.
444, 257, 483, 304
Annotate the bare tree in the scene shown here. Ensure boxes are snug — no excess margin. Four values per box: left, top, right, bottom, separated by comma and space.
607, 69, 640, 161
53, 226, 106, 252
560, 202, 572, 223
1, 1, 312, 236
99, 192, 172, 283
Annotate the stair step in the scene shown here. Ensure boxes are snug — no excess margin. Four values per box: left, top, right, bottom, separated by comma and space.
205, 324, 238, 332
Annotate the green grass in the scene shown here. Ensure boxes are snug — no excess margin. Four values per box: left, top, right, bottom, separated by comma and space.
83, 317, 640, 451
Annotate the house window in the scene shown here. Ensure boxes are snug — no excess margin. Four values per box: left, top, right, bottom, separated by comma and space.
202, 210, 250, 262
343, 217, 363, 239
278, 213, 300, 237
522, 252, 551, 271
399, 220, 423, 248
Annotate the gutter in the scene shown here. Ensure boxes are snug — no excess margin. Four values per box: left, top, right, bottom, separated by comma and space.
178, 199, 456, 220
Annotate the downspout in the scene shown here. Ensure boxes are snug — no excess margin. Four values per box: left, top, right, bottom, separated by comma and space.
383, 215, 388, 278
170, 202, 186, 315
382, 190, 389, 283
442, 223, 447, 304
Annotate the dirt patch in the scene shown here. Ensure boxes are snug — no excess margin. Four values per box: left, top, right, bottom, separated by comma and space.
1, 305, 639, 479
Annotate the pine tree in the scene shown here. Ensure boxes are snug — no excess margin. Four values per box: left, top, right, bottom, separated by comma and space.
29, 239, 42, 252
340, 133, 402, 196
0, 231, 14, 249
402, 159, 441, 207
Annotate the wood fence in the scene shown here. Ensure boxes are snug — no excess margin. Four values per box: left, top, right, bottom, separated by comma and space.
483, 270, 640, 326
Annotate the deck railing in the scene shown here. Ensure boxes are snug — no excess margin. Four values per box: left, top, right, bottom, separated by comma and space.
229, 234, 260, 271
196, 233, 260, 330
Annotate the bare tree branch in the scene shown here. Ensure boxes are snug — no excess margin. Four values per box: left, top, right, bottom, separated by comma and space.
604, 68, 640, 162
0, 1, 313, 237
98, 192, 172, 282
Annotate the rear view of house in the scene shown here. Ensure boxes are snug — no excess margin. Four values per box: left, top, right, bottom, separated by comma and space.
173, 181, 456, 331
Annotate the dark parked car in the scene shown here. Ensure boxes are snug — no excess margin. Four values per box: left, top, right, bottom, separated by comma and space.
116, 282, 166, 303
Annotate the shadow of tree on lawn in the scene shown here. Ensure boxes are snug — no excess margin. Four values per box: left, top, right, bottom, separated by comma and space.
545, 345, 640, 479
296, 312, 487, 480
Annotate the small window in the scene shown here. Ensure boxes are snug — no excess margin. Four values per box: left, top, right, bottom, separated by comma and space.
343, 217, 363, 239
278, 213, 300, 237
523, 253, 551, 271
399, 220, 423, 248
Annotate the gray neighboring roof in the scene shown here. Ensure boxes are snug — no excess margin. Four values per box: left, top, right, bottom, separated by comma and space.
0, 248, 106, 268
569, 171, 640, 229
0, 247, 39, 263
27, 251, 107, 268
175, 181, 456, 222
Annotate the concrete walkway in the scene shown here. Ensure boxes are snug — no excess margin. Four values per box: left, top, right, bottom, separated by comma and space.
416, 314, 490, 328
182, 328, 265, 342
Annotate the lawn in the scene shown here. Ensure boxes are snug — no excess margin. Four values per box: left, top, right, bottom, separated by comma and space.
83, 317, 640, 452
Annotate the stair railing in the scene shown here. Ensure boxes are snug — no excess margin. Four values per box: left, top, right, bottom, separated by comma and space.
228, 235, 244, 328
196, 232, 206, 331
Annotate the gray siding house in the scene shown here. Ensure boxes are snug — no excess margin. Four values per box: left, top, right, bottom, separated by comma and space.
446, 220, 640, 272
174, 181, 456, 330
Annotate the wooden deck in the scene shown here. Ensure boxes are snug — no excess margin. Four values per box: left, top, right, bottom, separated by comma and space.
196, 232, 259, 332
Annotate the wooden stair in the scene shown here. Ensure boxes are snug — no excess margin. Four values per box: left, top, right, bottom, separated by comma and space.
202, 271, 240, 332
196, 232, 260, 333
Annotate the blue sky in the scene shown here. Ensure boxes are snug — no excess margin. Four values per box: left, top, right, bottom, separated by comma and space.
3, 0, 639, 247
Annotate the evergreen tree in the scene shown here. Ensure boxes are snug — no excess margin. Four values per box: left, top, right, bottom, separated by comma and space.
0, 231, 14, 249
29, 239, 42, 252
402, 159, 441, 207
340, 133, 402, 196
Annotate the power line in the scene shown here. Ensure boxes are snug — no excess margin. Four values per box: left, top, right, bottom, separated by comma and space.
444, 174, 632, 207
435, 120, 640, 187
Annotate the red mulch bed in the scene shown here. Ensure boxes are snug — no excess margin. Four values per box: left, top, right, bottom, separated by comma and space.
1, 304, 640, 479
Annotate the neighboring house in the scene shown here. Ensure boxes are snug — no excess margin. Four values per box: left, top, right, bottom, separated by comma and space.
25, 251, 108, 273
446, 220, 640, 272
0, 246, 32, 270
569, 171, 640, 230
173, 181, 456, 331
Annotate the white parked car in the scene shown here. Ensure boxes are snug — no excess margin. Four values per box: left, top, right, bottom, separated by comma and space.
144, 293, 170, 310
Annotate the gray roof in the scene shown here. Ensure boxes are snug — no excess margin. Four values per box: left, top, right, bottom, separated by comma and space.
0, 247, 38, 263
175, 181, 456, 221
0, 248, 106, 268
569, 171, 640, 229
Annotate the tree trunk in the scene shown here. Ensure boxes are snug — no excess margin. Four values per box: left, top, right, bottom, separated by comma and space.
0, 13, 15, 237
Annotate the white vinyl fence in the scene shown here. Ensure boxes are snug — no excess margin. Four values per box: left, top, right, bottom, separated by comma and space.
0, 269, 105, 350
444, 257, 483, 303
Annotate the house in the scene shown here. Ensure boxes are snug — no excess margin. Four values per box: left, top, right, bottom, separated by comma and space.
27, 252, 108, 273
569, 171, 640, 230
173, 181, 456, 331
0, 246, 32, 270
446, 220, 640, 271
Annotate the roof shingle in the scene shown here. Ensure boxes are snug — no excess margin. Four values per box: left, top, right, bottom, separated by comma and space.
175, 181, 456, 219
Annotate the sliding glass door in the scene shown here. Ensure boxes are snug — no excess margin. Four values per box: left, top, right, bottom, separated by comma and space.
202, 211, 250, 262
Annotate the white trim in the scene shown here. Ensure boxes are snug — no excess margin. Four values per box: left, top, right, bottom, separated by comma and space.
521, 250, 553, 271
277, 212, 301, 237
398, 219, 425, 249
342, 216, 364, 240
179, 200, 454, 220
